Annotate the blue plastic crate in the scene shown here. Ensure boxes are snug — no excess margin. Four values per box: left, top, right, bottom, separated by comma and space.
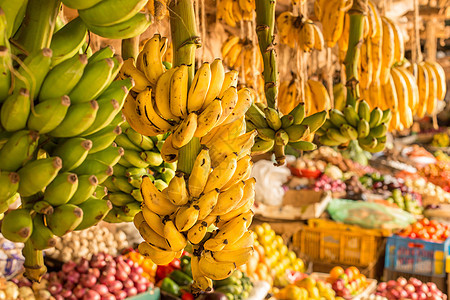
126, 287, 160, 300
384, 235, 450, 277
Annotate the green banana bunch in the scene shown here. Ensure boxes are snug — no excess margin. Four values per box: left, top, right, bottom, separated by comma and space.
246, 102, 323, 165
315, 100, 391, 152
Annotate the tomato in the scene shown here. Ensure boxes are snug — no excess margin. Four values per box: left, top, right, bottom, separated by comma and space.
156, 265, 174, 281
181, 292, 195, 300
428, 227, 436, 234
420, 232, 430, 240
170, 258, 181, 270
429, 220, 439, 228
420, 218, 430, 226
412, 222, 423, 231
329, 266, 344, 279
409, 232, 417, 239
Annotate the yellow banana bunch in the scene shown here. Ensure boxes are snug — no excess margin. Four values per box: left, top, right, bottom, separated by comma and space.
315, 0, 353, 48
136, 117, 256, 291
217, 0, 255, 27
380, 16, 404, 85
276, 12, 324, 51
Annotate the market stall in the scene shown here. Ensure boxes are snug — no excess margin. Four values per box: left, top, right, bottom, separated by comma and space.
0, 0, 449, 299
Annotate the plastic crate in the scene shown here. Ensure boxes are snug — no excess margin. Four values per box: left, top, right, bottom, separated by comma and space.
383, 268, 447, 296
293, 219, 387, 267
385, 235, 450, 277
126, 287, 160, 300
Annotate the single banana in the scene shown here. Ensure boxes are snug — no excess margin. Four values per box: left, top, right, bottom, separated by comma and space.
141, 176, 178, 216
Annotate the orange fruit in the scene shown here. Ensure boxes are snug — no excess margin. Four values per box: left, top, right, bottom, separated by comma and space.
330, 266, 344, 279
348, 266, 360, 278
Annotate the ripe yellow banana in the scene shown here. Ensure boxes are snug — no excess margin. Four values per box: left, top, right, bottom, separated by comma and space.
188, 62, 211, 113
141, 176, 178, 216
188, 147, 212, 198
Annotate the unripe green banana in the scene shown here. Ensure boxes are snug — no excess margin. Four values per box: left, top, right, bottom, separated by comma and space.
103, 207, 128, 223
164, 162, 177, 170
369, 107, 383, 128
0, 193, 19, 214
68, 58, 115, 103
0, 47, 11, 102
159, 168, 175, 183
47, 204, 83, 236
1, 88, 30, 132
370, 123, 388, 138
28, 96, 71, 133
288, 102, 306, 125
125, 128, 154, 150
329, 109, 347, 127
88, 45, 115, 63
126, 167, 148, 177
343, 105, 359, 127
85, 125, 122, 153
318, 135, 341, 146
359, 136, 378, 148
72, 159, 113, 184
115, 134, 142, 151
131, 189, 143, 202
119, 201, 141, 218
49, 100, 99, 137
112, 176, 134, 193
93, 185, 108, 199
275, 129, 290, 146
140, 151, 163, 166
32, 200, 54, 215
328, 128, 349, 143
17, 157, 62, 197
68, 175, 99, 205
39, 54, 88, 99
118, 157, 134, 168
285, 124, 309, 142
0, 171, 19, 202
50, 17, 87, 66
79, 0, 148, 26
357, 100, 371, 121
340, 124, 358, 140
301, 110, 327, 132
102, 177, 120, 193
107, 192, 135, 206
75, 198, 113, 230
245, 120, 257, 132
113, 164, 127, 177
357, 119, 370, 138
153, 179, 168, 191
1, 208, 33, 242
128, 176, 143, 188
281, 115, 294, 129
122, 149, 150, 168
13, 48, 53, 98
43, 172, 78, 206
83, 13, 151, 40
86, 145, 124, 166
288, 140, 317, 151
0, 130, 39, 171
264, 107, 282, 130
256, 128, 275, 141
251, 138, 274, 155
29, 215, 57, 250
82, 99, 123, 136
380, 109, 392, 124
52, 137, 92, 172
100, 78, 134, 100
245, 104, 269, 129
1, 0, 28, 38
321, 119, 333, 131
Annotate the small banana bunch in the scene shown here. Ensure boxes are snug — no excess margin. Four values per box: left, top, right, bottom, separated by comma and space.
216, 0, 255, 27
61, 0, 151, 39
146, 0, 169, 21
277, 12, 324, 51
278, 77, 332, 116
102, 124, 175, 223
246, 102, 327, 165
221, 36, 263, 78
316, 101, 391, 152
314, 0, 353, 48
121, 34, 253, 156
135, 116, 256, 291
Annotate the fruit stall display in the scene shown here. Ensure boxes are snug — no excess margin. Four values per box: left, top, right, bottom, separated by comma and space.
375, 277, 447, 300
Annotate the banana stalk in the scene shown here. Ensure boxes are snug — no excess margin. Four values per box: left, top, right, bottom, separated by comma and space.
14, 0, 61, 53
168, 0, 201, 174
255, 0, 278, 109
343, 0, 367, 107
22, 240, 46, 282
121, 37, 140, 60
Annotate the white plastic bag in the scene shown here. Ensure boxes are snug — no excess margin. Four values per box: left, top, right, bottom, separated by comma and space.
251, 160, 290, 206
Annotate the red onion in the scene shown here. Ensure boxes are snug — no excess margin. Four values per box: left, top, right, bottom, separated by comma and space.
114, 290, 127, 300
101, 293, 116, 300
378, 282, 387, 291
400, 290, 409, 298
427, 282, 438, 292
83, 290, 101, 300
132, 266, 144, 275
80, 273, 97, 288
405, 284, 416, 294
115, 268, 128, 281
107, 280, 123, 293
62, 261, 77, 273
419, 292, 428, 300
64, 281, 75, 291
115, 256, 124, 264
92, 283, 109, 296
106, 260, 116, 268
68, 295, 77, 300
48, 272, 59, 283
104, 254, 113, 261
54, 295, 64, 300
125, 259, 135, 267
77, 258, 90, 273
411, 293, 419, 300
128, 272, 140, 283
420, 285, 430, 294
67, 270, 81, 283
135, 282, 148, 293
123, 278, 134, 289
102, 266, 116, 276
118, 261, 131, 275
99, 274, 115, 285
125, 286, 138, 297
60, 289, 73, 298
91, 259, 107, 269
73, 286, 86, 298
397, 277, 407, 287
387, 280, 397, 287
89, 268, 101, 278
48, 283, 63, 295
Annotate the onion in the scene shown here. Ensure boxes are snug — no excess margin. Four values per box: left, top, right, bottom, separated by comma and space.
391, 289, 400, 299
397, 277, 407, 287
64, 281, 75, 291
132, 266, 144, 275
400, 290, 409, 298
118, 261, 131, 275
77, 258, 90, 273
60, 289, 73, 298
123, 279, 134, 289
91, 259, 107, 269
115, 269, 128, 282
92, 284, 109, 296
83, 290, 101, 300
102, 266, 116, 276
62, 261, 77, 273
125, 259, 135, 267
54, 295, 64, 300
128, 272, 140, 283
80, 274, 97, 288
114, 290, 127, 300
99, 274, 115, 285
378, 282, 387, 291
68, 295, 77, 300
135, 282, 148, 293
48, 272, 59, 283
114, 256, 124, 264
107, 280, 123, 293
101, 293, 116, 300
67, 270, 81, 283
48, 283, 63, 295
419, 292, 428, 300
104, 254, 113, 262
89, 268, 101, 278
405, 284, 416, 294
73, 286, 86, 298
420, 285, 430, 294
125, 286, 138, 297
411, 293, 419, 300
387, 280, 397, 288
427, 282, 438, 292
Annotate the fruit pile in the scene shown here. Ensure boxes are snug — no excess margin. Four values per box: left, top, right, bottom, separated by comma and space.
402, 176, 450, 204
274, 276, 337, 300
376, 277, 447, 300
213, 270, 253, 300
102, 124, 173, 223
277, 12, 324, 51
327, 266, 369, 298
312, 174, 346, 193
122, 34, 257, 291
386, 189, 422, 215
0, 277, 51, 300
398, 218, 450, 242
43, 253, 152, 300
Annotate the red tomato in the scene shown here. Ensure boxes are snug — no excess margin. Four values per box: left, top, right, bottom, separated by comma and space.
429, 220, 439, 228
169, 258, 181, 269
156, 265, 174, 280
420, 218, 430, 226
409, 232, 417, 239
412, 223, 423, 231
428, 227, 436, 234
182, 293, 195, 300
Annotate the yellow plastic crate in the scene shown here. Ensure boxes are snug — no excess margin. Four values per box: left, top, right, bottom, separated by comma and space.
292, 219, 387, 266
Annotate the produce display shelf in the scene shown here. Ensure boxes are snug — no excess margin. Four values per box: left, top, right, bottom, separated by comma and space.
383, 268, 447, 296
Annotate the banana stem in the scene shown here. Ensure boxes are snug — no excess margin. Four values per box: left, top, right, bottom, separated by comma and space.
343, 0, 367, 107
22, 240, 46, 282
121, 37, 140, 60
177, 137, 201, 174
14, 0, 61, 54
169, 0, 200, 86
255, 0, 278, 109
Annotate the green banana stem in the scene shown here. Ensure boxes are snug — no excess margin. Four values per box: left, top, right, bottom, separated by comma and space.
255, 0, 278, 109
168, 0, 201, 174
169, 0, 200, 86
14, 0, 61, 54
121, 37, 140, 60
344, 0, 367, 107
22, 240, 46, 282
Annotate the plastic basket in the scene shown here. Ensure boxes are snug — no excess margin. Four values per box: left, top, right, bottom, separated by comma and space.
384, 235, 450, 277
293, 219, 387, 267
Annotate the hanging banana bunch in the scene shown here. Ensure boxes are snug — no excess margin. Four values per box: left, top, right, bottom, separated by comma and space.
276, 12, 324, 51
146, 0, 170, 21
216, 0, 255, 27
